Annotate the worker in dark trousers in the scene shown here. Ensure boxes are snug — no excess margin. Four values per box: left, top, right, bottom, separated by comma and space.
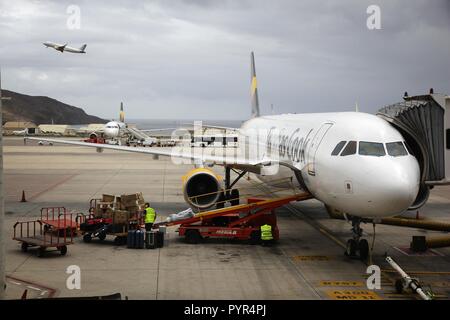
144, 202, 156, 231
260, 224, 274, 246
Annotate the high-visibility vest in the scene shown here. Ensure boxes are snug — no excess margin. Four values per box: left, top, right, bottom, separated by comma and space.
260, 224, 273, 241
145, 207, 156, 223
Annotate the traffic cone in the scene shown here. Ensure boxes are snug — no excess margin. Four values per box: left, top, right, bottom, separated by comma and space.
20, 190, 27, 202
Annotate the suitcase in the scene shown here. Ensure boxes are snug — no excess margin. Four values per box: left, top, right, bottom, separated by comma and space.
146, 231, 157, 249
156, 231, 164, 248
135, 229, 144, 249
127, 230, 135, 248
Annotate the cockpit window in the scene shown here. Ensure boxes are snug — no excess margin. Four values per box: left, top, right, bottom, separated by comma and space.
359, 141, 385, 156
340, 141, 357, 156
331, 141, 347, 156
386, 141, 408, 157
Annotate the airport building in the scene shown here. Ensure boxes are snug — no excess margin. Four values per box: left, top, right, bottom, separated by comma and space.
3, 121, 38, 135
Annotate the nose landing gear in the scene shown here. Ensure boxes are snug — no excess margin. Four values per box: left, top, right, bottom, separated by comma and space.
345, 219, 369, 261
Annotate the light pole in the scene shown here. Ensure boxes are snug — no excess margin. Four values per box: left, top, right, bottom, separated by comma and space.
0, 69, 11, 300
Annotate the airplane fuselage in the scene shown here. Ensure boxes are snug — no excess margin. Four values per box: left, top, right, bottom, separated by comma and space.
43, 42, 86, 53
239, 112, 420, 218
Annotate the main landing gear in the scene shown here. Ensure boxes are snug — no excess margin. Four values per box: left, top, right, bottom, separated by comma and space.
216, 166, 247, 209
345, 218, 369, 261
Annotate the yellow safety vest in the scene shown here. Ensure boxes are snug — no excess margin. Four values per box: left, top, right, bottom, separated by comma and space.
260, 224, 273, 241
145, 207, 156, 223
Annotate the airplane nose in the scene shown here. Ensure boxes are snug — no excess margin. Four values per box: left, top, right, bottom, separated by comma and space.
378, 171, 419, 214
353, 159, 420, 217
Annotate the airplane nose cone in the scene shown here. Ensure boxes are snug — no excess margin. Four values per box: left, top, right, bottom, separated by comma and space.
378, 171, 419, 214
352, 158, 420, 217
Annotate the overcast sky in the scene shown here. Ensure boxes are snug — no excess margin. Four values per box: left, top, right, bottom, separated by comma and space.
1, 0, 449, 120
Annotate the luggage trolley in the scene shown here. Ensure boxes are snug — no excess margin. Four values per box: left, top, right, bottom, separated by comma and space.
13, 207, 76, 257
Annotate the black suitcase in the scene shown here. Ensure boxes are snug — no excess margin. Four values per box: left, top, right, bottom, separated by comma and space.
135, 230, 144, 249
127, 230, 135, 248
156, 231, 164, 248
146, 231, 157, 249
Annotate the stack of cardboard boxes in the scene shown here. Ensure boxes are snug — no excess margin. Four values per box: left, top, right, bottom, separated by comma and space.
95, 193, 146, 226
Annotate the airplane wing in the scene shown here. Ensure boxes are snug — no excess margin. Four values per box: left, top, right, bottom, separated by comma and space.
181, 122, 239, 131
24, 137, 275, 169
138, 128, 178, 133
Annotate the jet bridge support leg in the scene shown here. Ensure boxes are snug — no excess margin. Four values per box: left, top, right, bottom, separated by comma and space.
345, 218, 369, 261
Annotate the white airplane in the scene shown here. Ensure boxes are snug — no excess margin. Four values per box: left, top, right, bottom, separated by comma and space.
92, 103, 162, 146
26, 52, 423, 260
43, 41, 87, 53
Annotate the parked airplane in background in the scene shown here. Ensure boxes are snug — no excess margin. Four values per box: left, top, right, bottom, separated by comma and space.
26, 52, 423, 261
43, 41, 87, 53
91, 102, 162, 146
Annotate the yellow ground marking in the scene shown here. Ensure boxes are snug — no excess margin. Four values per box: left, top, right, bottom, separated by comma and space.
319, 281, 364, 287
327, 290, 382, 300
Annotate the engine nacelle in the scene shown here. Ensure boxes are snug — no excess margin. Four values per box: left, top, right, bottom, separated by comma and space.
183, 168, 221, 209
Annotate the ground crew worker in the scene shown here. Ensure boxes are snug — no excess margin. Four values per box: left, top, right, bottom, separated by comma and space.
144, 202, 156, 231
260, 224, 274, 246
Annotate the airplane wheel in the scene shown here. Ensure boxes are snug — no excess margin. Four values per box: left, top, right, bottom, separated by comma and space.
358, 239, 369, 261
216, 192, 225, 209
345, 239, 357, 257
230, 189, 240, 206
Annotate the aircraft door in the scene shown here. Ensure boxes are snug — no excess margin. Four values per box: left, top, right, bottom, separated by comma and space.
307, 122, 333, 176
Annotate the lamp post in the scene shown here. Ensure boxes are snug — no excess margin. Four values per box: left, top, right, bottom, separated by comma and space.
0, 69, 11, 299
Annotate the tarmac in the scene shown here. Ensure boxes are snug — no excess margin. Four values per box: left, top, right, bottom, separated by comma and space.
3, 137, 450, 300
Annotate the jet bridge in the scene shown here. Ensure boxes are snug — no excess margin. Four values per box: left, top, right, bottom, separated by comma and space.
377, 91, 450, 209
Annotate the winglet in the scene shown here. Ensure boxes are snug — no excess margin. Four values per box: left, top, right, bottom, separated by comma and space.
250, 52, 260, 118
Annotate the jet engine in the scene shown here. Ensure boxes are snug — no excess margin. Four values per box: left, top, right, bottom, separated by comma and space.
183, 168, 222, 209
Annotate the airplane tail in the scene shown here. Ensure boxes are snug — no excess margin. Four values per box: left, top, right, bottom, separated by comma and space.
79, 44, 87, 52
119, 102, 125, 123
250, 52, 260, 118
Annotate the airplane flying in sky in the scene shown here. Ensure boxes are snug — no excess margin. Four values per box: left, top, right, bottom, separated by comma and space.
27, 52, 423, 260
43, 41, 87, 53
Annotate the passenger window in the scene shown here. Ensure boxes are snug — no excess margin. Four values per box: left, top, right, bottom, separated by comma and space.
386, 141, 408, 157
331, 141, 347, 156
341, 141, 357, 156
359, 141, 385, 156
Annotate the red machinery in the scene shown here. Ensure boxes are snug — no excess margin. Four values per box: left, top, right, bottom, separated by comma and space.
154, 193, 312, 244
83, 133, 106, 144
13, 207, 77, 257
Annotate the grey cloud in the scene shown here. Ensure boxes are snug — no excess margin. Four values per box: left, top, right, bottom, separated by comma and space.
0, 0, 449, 120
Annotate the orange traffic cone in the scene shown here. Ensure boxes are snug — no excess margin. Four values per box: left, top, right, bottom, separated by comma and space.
20, 190, 27, 202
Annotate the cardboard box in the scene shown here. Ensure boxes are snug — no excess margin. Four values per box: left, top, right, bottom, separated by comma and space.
126, 206, 139, 213
102, 194, 115, 203
114, 210, 129, 224
120, 194, 138, 207
99, 201, 114, 209
102, 210, 113, 219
